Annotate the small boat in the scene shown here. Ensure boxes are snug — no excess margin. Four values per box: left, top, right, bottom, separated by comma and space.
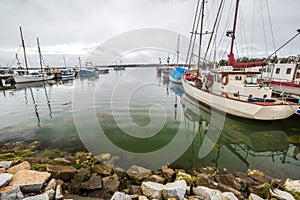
169, 67, 187, 84
79, 68, 97, 77
95, 68, 109, 74
114, 66, 125, 70
57, 69, 76, 79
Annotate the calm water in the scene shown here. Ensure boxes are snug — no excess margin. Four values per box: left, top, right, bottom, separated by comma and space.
0, 67, 299, 179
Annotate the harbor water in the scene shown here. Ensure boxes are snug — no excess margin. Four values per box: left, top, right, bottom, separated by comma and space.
0, 67, 299, 179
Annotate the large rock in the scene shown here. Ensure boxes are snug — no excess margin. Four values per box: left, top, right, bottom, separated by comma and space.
215, 174, 241, 191
102, 174, 120, 192
111, 191, 131, 200
0, 185, 24, 200
0, 161, 13, 169
7, 161, 31, 174
195, 173, 217, 188
0, 173, 13, 187
92, 163, 113, 176
22, 193, 50, 200
270, 188, 295, 200
141, 181, 164, 200
162, 180, 187, 200
284, 178, 300, 193
247, 169, 271, 184
9, 170, 51, 193
192, 186, 222, 200
80, 173, 103, 190
46, 165, 76, 181
127, 165, 151, 182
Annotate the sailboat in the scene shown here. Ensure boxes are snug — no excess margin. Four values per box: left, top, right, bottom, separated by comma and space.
13, 27, 55, 84
182, 0, 300, 120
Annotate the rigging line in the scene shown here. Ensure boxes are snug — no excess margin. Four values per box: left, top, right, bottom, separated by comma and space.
185, 0, 201, 66
196, 0, 205, 76
265, 0, 276, 54
250, 0, 256, 58
259, 0, 268, 55
203, 0, 225, 63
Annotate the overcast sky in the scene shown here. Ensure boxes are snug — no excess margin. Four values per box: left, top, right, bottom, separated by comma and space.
0, 0, 299, 67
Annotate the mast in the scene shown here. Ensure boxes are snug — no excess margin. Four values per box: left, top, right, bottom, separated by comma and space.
227, 0, 266, 68
78, 56, 82, 69
19, 26, 29, 74
176, 35, 180, 66
36, 37, 43, 72
63, 56, 67, 67
196, 0, 205, 77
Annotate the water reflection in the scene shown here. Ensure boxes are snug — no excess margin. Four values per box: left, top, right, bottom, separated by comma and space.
176, 94, 300, 178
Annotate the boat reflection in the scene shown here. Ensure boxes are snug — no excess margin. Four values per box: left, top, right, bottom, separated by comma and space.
176, 94, 300, 178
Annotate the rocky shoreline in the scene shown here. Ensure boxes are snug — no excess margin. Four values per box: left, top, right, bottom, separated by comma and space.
0, 141, 299, 200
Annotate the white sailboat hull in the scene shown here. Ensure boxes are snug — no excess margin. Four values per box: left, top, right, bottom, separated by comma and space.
13, 74, 55, 84
182, 78, 298, 120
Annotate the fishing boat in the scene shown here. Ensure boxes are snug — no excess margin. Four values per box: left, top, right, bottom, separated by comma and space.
78, 59, 97, 77
13, 27, 54, 84
57, 69, 76, 79
182, 0, 299, 120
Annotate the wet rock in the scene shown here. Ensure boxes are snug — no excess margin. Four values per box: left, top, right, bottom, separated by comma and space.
216, 183, 244, 199
162, 166, 175, 181
162, 180, 187, 200
192, 186, 222, 199
0, 185, 24, 200
9, 169, 51, 193
247, 169, 272, 184
145, 174, 166, 184
221, 192, 238, 200
141, 181, 164, 200
0, 161, 13, 169
23, 193, 49, 200
103, 174, 120, 192
69, 168, 90, 193
127, 165, 151, 182
80, 173, 103, 190
283, 178, 300, 193
215, 174, 241, 191
55, 184, 63, 200
195, 173, 217, 188
270, 188, 295, 200
7, 161, 31, 174
26, 141, 41, 151
236, 177, 258, 191
25, 157, 49, 165
114, 167, 127, 179
0, 173, 13, 187
46, 165, 76, 181
92, 163, 113, 176
248, 193, 264, 200
110, 191, 131, 200
44, 178, 57, 191
130, 185, 142, 195
52, 158, 71, 165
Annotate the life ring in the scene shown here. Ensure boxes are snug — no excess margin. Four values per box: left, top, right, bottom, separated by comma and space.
221, 75, 228, 85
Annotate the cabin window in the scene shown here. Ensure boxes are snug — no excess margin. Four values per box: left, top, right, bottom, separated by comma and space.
235, 76, 242, 81
275, 68, 280, 74
286, 68, 292, 74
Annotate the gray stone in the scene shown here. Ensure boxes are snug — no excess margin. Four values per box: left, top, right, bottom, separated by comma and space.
0, 185, 24, 200
9, 170, 51, 193
141, 181, 164, 200
55, 184, 63, 200
7, 161, 31, 174
0, 161, 13, 169
248, 193, 264, 200
45, 189, 55, 200
46, 165, 76, 181
127, 165, 151, 182
80, 173, 103, 190
0, 173, 13, 187
284, 178, 300, 193
270, 188, 295, 200
162, 180, 187, 200
110, 191, 131, 200
221, 192, 238, 200
130, 185, 143, 195
102, 174, 120, 192
192, 186, 222, 200
23, 193, 49, 200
